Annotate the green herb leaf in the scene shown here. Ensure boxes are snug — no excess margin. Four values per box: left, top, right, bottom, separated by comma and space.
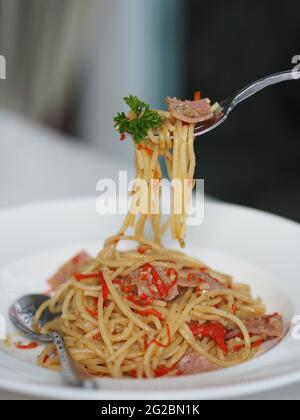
114, 95, 162, 144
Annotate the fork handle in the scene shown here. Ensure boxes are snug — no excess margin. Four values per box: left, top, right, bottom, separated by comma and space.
51, 331, 97, 389
231, 70, 299, 110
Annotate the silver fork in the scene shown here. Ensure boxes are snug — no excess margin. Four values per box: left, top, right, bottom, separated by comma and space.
194, 70, 300, 136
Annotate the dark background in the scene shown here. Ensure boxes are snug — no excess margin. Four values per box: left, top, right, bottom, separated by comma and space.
184, 0, 300, 221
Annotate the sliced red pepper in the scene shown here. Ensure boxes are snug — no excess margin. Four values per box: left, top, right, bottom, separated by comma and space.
194, 90, 201, 101
189, 321, 228, 353
127, 294, 144, 307
137, 246, 150, 254
122, 285, 135, 293
99, 271, 109, 300
86, 298, 100, 316
233, 344, 243, 352
130, 369, 137, 378
194, 286, 202, 296
233, 339, 263, 352
92, 332, 101, 341
120, 133, 126, 141
153, 364, 176, 377
85, 306, 98, 318
152, 324, 171, 348
15, 342, 38, 350
143, 263, 169, 300
136, 308, 164, 322
251, 339, 263, 349
187, 272, 196, 282
74, 272, 98, 281
112, 278, 123, 285
166, 268, 178, 284
140, 293, 153, 304
137, 144, 153, 157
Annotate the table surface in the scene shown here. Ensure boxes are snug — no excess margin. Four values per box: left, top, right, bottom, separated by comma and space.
0, 110, 299, 400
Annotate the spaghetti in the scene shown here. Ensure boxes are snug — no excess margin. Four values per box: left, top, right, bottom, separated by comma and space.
33, 95, 283, 378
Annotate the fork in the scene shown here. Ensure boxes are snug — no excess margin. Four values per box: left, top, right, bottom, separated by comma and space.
194, 70, 300, 136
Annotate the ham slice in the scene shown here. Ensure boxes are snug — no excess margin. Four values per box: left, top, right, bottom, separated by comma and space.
129, 265, 179, 301
177, 352, 218, 375
47, 251, 92, 291
166, 97, 214, 123
226, 313, 283, 340
127, 265, 229, 302
177, 268, 225, 290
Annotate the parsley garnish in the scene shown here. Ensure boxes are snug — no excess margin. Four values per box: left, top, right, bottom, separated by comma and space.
114, 95, 163, 144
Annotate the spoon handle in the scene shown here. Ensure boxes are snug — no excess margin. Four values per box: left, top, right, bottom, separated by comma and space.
51, 331, 97, 389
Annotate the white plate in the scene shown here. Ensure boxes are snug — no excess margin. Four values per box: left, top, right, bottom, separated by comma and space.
0, 197, 299, 400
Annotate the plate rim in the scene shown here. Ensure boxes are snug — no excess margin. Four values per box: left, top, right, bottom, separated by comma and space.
1, 368, 300, 400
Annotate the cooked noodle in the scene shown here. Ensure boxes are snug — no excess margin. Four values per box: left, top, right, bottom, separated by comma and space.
34, 104, 279, 378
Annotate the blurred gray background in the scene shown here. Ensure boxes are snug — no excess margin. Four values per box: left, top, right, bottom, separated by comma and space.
0, 0, 299, 221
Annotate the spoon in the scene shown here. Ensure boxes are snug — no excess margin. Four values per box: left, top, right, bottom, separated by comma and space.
9, 294, 97, 389
194, 70, 300, 136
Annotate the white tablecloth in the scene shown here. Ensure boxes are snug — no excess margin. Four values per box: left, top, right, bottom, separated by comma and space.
0, 110, 298, 400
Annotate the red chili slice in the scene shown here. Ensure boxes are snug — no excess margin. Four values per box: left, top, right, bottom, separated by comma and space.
137, 246, 150, 254
127, 295, 144, 307
153, 364, 177, 377
137, 144, 153, 157
251, 339, 263, 349
143, 263, 169, 300
85, 306, 98, 318
136, 308, 164, 321
74, 272, 98, 281
92, 332, 101, 341
152, 324, 171, 348
140, 293, 153, 304
99, 272, 109, 300
130, 369, 137, 378
122, 285, 135, 293
112, 278, 123, 285
233, 339, 263, 352
189, 321, 228, 353
15, 342, 38, 350
194, 91, 201, 101
166, 268, 178, 285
